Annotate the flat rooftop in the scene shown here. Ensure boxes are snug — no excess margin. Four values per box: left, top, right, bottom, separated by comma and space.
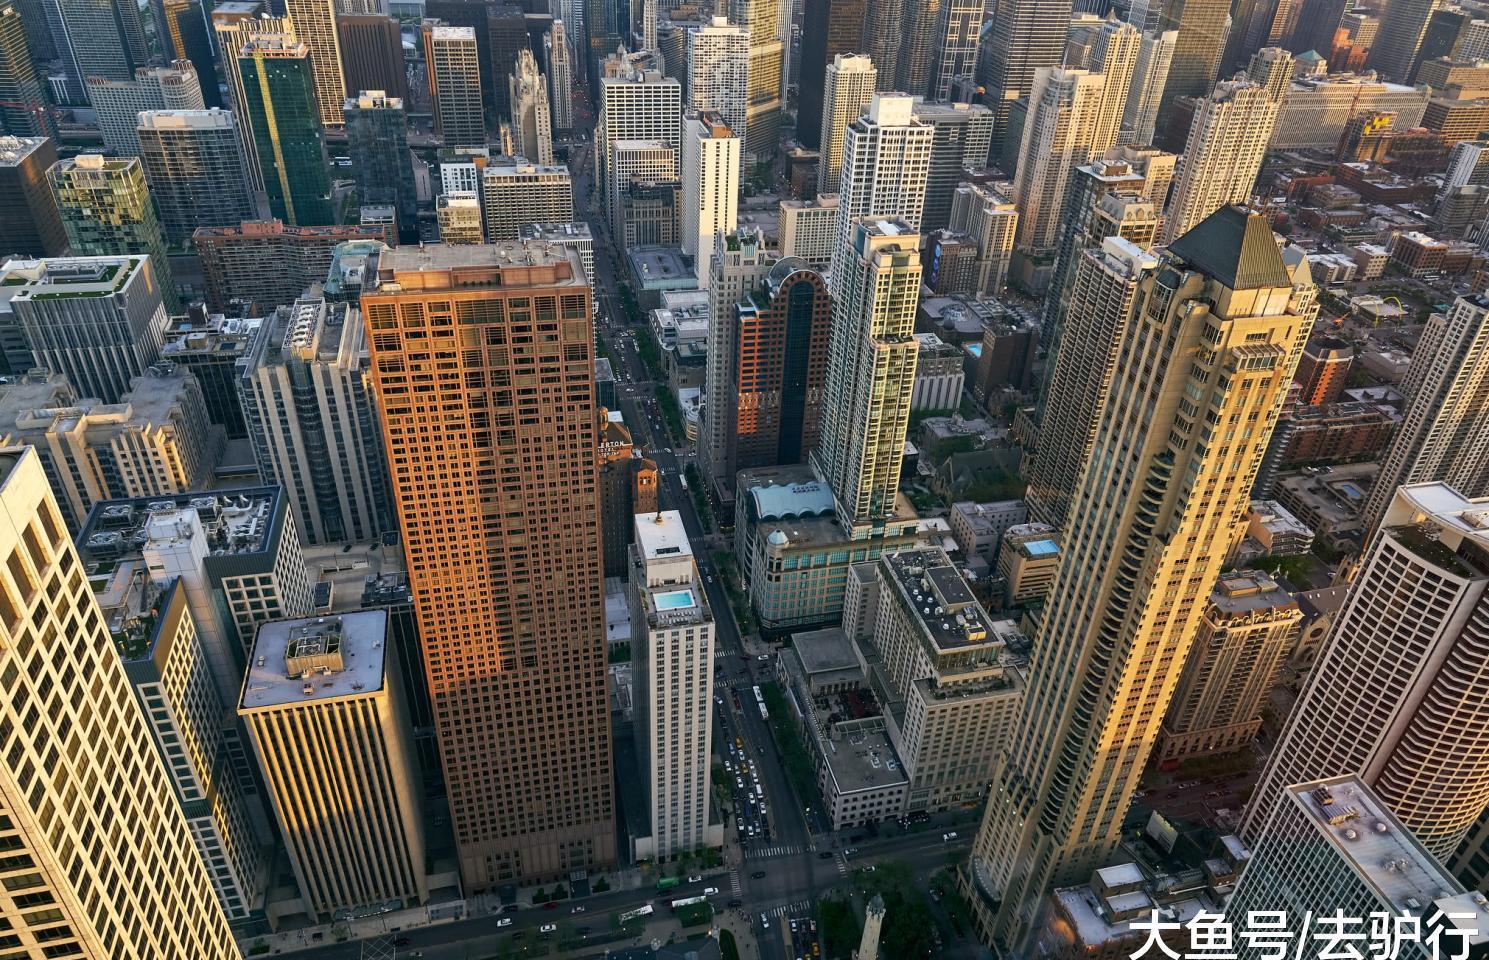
883, 548, 997, 650
162, 314, 261, 359
635, 509, 691, 561
1, 256, 144, 300
79, 487, 284, 567
0, 136, 47, 165
242, 611, 389, 710
792, 626, 858, 676
374, 241, 584, 281
822, 725, 908, 796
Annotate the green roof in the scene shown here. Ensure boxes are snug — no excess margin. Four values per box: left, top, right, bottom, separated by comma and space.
1167, 205, 1292, 291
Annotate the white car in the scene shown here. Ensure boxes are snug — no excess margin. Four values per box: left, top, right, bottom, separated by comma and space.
540, 924, 558, 934
497, 918, 513, 928
704, 887, 719, 896
943, 831, 958, 841
571, 906, 586, 914
760, 914, 770, 930
687, 874, 702, 883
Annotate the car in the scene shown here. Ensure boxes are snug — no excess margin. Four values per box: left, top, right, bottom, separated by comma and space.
571, 906, 586, 914
757, 654, 770, 661
543, 901, 559, 910
943, 832, 958, 841
818, 851, 834, 859
497, 918, 513, 928
736, 777, 744, 788
540, 924, 558, 934
687, 875, 702, 883
843, 847, 857, 856
760, 914, 770, 930
751, 871, 767, 879
704, 887, 719, 896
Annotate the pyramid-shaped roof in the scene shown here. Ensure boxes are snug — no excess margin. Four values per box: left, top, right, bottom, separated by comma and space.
1167, 205, 1292, 290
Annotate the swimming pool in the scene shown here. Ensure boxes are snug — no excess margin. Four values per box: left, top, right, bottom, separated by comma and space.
1338, 481, 1365, 500
655, 589, 696, 611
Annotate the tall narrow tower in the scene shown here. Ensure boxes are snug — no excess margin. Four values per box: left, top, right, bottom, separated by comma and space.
286, 0, 347, 126
237, 37, 335, 226
830, 93, 932, 283
1011, 68, 1110, 250
509, 48, 555, 164
362, 243, 616, 888
1162, 79, 1281, 242
817, 54, 877, 196
681, 109, 740, 286
964, 207, 1315, 952
424, 23, 486, 149
978, 0, 1073, 162
1159, 0, 1231, 108
0, 3, 53, 138
686, 16, 749, 137
49, 154, 179, 311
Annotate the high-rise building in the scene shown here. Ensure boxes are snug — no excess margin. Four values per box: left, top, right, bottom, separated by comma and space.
730, 0, 783, 156
861, 0, 902, 90
629, 511, 717, 859
930, 0, 983, 100
911, 99, 994, 232
241, 611, 427, 920
136, 110, 256, 248
1153, 570, 1300, 766
238, 37, 336, 226
1293, 335, 1353, 405
362, 243, 616, 887
481, 161, 574, 239
816, 54, 876, 196
1370, 0, 1440, 82
681, 109, 740, 286
286, 0, 347, 126
0, 445, 241, 959
0, 255, 168, 404
1362, 296, 1489, 531
795, 0, 865, 147
547, 20, 574, 133
1025, 237, 1158, 529
1159, 0, 1230, 110
337, 14, 410, 101
214, 7, 294, 196
509, 48, 554, 165
686, 16, 749, 137
48, 155, 178, 309
239, 295, 393, 546
159, 0, 220, 108
963, 207, 1316, 952
193, 219, 388, 312
0, 2, 53, 138
160, 311, 260, 440
1011, 68, 1112, 250
345, 91, 418, 236
1241, 482, 1489, 861
814, 218, 922, 525
896, 0, 942, 96
519, 221, 595, 284
978, 0, 1072, 162
778, 195, 839, 268
830, 93, 932, 283
947, 181, 1019, 296
1230, 776, 1489, 960
437, 191, 483, 242
425, 23, 486, 148
1089, 18, 1143, 121
597, 49, 681, 235
86, 60, 203, 156
1162, 79, 1281, 242
58, 0, 147, 83
486, 2, 528, 118
1119, 29, 1176, 146
0, 136, 65, 256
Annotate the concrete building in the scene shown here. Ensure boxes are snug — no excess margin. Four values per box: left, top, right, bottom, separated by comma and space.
337, 14, 409, 102
628, 511, 718, 859
241, 611, 428, 921
85, 61, 204, 156
437, 192, 483, 243
685, 17, 748, 137
519, 221, 595, 284
777, 196, 838, 268
1245, 499, 1314, 555
239, 296, 392, 546
947, 182, 1018, 296
1243, 483, 1489, 861
285, 0, 348, 127
508, 48, 554, 165
912, 99, 995, 232
830, 94, 933, 283
1153, 571, 1300, 766
995, 522, 1059, 605
597, 51, 681, 237
1011, 68, 1114, 250
547, 20, 574, 133
49, 155, 177, 310
237, 37, 336, 227
948, 499, 1027, 563
361, 243, 616, 887
966, 207, 1316, 952
161, 311, 260, 439
976, 0, 1071, 162
681, 110, 739, 286
1294, 335, 1354, 405
0, 446, 241, 959
193, 220, 388, 313
1163, 79, 1282, 242
344, 91, 418, 238
0, 136, 66, 259
0, 255, 168, 404
598, 409, 658, 577
136, 110, 256, 248
1119, 29, 1176, 146
911, 332, 964, 412
424, 24, 485, 148
1270, 73, 1429, 150
481, 161, 573, 239
817, 54, 876, 196
1363, 295, 1489, 531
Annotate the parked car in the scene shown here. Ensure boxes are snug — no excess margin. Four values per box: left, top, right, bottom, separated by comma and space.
704, 887, 719, 896
540, 924, 558, 934
497, 918, 513, 928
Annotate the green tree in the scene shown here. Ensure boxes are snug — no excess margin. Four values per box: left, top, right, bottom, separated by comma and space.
720, 929, 742, 960
819, 897, 862, 960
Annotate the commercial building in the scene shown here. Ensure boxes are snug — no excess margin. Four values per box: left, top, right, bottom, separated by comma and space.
0, 136, 65, 258
966, 207, 1316, 951
1270, 73, 1429, 150
795, 0, 865, 148
437, 192, 483, 243
681, 110, 739, 286
481, 162, 574, 239
976, 0, 1071, 161
362, 243, 616, 886
1163, 79, 1281, 242
136, 110, 256, 247
0, 255, 168, 404
1243, 483, 1489, 861
1363, 295, 1489, 531
1294, 335, 1353, 405
777, 196, 838, 268
729, 0, 783, 157
285, 0, 347, 127
508, 48, 553, 166
85, 61, 204, 156
912, 100, 994, 232
995, 522, 1059, 605
628, 511, 718, 859
817, 54, 876, 196
237, 37, 336, 226
49, 155, 178, 310
947, 182, 1018, 296
344, 91, 418, 237
1153, 571, 1300, 766
948, 500, 1027, 563
161, 311, 260, 439
685, 18, 748, 137
241, 611, 428, 920
0, 446, 241, 959
0, 4, 53, 139
547, 21, 573, 133
193, 220, 387, 313
337, 14, 409, 101
425, 24, 485, 148
911, 333, 964, 412
240, 295, 393, 546
597, 50, 681, 236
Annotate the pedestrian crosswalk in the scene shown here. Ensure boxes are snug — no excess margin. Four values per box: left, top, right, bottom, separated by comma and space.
762, 899, 814, 921
834, 854, 849, 877
744, 843, 804, 860
729, 868, 743, 897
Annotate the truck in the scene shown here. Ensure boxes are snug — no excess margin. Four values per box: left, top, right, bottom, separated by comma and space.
656, 876, 682, 892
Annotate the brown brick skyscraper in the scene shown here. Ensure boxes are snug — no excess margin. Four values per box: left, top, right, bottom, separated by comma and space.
363, 244, 616, 887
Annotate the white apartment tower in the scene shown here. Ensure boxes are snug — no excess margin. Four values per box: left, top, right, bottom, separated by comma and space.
0, 446, 241, 959
686, 17, 749, 137
1242, 482, 1489, 861
1119, 29, 1177, 145
817, 54, 877, 196
629, 511, 717, 859
948, 182, 1019, 295
509, 48, 554, 165
1162, 78, 1282, 242
682, 110, 741, 287
830, 93, 932, 284
1362, 295, 1489, 531
1012, 68, 1115, 250
241, 611, 428, 921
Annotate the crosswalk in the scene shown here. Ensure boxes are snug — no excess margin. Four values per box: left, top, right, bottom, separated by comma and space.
744, 843, 804, 860
728, 868, 743, 897
761, 899, 814, 921
834, 854, 849, 877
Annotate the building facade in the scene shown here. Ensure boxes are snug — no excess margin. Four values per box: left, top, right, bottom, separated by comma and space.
237, 37, 335, 226
136, 110, 256, 247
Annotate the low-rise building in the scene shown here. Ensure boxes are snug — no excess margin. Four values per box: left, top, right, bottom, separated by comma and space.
1389, 230, 1450, 275
1272, 463, 1377, 552
1351, 242, 1390, 278
1246, 500, 1315, 556
995, 523, 1060, 606
1276, 401, 1398, 465
911, 333, 965, 412
948, 500, 1027, 563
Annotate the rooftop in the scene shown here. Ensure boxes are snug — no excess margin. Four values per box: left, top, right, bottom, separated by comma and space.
1167, 205, 1291, 290
821, 723, 908, 796
745, 469, 836, 522
1, 256, 144, 301
78, 487, 285, 570
1209, 570, 1300, 617
635, 510, 691, 562
9, 363, 199, 436
137, 109, 236, 130
162, 314, 262, 360
374, 241, 586, 284
883, 549, 997, 651
792, 626, 860, 676
0, 136, 47, 165
520, 222, 594, 241
241, 611, 389, 710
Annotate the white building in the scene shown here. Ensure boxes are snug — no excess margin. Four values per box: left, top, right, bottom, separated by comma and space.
911, 332, 965, 411
1012, 68, 1114, 250
831, 94, 933, 284
629, 511, 720, 859
1270, 73, 1430, 151
598, 50, 681, 235
520, 221, 595, 284
481, 161, 574, 240
1119, 29, 1176, 146
85, 60, 204, 155
681, 110, 740, 287
778, 194, 838, 267
686, 17, 749, 137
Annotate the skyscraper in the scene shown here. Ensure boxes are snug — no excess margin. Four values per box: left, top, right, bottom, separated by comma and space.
896, 0, 943, 96
1011, 68, 1111, 250
136, 110, 256, 247
49, 154, 178, 309
345, 90, 419, 235
286, 0, 347, 126
795, 0, 865, 147
1119, 29, 1176, 145
816, 53, 876, 196
1241, 482, 1489, 861
57, 0, 147, 83
238, 37, 336, 226
978, 0, 1072, 162
547, 20, 575, 133
597, 50, 680, 232
425, 23, 486, 148
0, 445, 241, 960
486, 3, 528, 118
214, 6, 293, 195
681, 109, 740, 286
481, 161, 574, 239
814, 218, 922, 524
830, 93, 932, 284
0, 2, 53, 138
86, 60, 204, 156
1370, 0, 1441, 82
912, 99, 994, 232
964, 207, 1315, 952
629, 511, 717, 859
730, 0, 783, 156
1162, 79, 1281, 242
687, 17, 749, 140
160, 0, 221, 108
1159, 0, 1230, 109
1361, 296, 1489, 530
0, 136, 65, 256
509, 48, 555, 165
948, 182, 1020, 296
861, 0, 901, 89
362, 243, 616, 887
337, 14, 411, 101
929, 0, 982, 99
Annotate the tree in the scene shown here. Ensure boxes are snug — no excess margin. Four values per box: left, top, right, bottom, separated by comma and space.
819, 897, 861, 960
720, 929, 742, 960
